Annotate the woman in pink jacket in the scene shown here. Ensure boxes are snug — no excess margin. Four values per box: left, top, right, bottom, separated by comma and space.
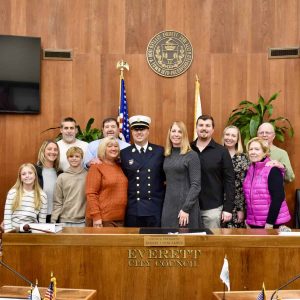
243, 137, 290, 229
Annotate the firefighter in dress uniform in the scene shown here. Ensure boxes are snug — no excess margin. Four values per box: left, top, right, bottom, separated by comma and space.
120, 115, 165, 227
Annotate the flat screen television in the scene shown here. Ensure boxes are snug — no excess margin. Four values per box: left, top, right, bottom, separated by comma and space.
0, 35, 41, 114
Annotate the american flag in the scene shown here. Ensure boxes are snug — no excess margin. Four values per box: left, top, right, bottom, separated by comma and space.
44, 280, 56, 300
118, 78, 130, 143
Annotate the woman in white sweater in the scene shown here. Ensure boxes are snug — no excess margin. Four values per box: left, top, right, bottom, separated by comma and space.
3, 163, 47, 232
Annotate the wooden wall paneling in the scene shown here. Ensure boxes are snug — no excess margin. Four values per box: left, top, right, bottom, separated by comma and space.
274, 0, 299, 46
72, 54, 101, 125
174, 74, 189, 122
67, 0, 103, 55
232, 0, 252, 53
165, 0, 185, 29
41, 60, 73, 122
125, 0, 166, 54
107, 0, 125, 54
10, 0, 27, 35
0, 1, 11, 34
210, 54, 226, 137
250, 0, 275, 53
160, 78, 179, 145
210, 0, 234, 53
184, 0, 212, 54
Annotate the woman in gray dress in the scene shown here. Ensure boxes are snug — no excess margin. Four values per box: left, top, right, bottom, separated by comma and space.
161, 121, 201, 228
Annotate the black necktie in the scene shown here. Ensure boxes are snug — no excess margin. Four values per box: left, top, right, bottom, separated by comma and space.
140, 147, 145, 154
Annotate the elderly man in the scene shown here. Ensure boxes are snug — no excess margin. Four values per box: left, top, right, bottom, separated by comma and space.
84, 117, 130, 168
120, 115, 165, 227
257, 122, 295, 182
58, 117, 88, 171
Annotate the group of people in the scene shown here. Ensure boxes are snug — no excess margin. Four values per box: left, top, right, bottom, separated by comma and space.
2, 114, 295, 232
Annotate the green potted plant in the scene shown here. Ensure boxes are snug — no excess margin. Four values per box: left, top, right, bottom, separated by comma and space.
227, 92, 294, 146
76, 118, 103, 142
42, 117, 103, 142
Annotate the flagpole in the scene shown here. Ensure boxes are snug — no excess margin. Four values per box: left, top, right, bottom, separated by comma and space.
193, 74, 202, 140
116, 60, 130, 143
222, 282, 226, 300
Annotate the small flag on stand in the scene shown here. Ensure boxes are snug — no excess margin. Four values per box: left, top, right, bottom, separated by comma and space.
117, 60, 130, 143
31, 280, 41, 300
256, 283, 266, 300
193, 74, 202, 140
220, 256, 230, 291
44, 272, 57, 300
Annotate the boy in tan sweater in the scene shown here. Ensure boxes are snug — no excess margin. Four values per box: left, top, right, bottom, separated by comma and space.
51, 147, 87, 226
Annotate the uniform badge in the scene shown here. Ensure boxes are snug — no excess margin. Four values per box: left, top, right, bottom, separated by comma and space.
129, 159, 134, 165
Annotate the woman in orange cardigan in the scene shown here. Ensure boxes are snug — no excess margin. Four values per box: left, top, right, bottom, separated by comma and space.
86, 137, 128, 227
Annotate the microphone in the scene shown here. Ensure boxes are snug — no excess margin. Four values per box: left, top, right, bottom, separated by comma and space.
0, 259, 33, 286
270, 272, 300, 299
22, 224, 54, 234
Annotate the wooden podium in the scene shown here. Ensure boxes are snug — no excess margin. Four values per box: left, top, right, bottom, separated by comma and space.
2, 228, 300, 300
213, 290, 300, 299
0, 285, 96, 299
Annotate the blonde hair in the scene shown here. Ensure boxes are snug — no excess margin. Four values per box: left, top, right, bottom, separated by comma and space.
37, 140, 60, 171
222, 125, 244, 154
97, 137, 120, 160
165, 121, 191, 156
66, 146, 84, 158
12, 163, 43, 211
246, 137, 270, 157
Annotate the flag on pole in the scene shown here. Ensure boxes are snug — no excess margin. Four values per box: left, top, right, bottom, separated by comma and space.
31, 283, 41, 300
256, 283, 266, 300
220, 256, 230, 291
193, 75, 202, 140
118, 77, 130, 143
44, 273, 56, 300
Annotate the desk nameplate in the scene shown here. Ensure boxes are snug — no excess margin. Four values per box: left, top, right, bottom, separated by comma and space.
144, 236, 185, 246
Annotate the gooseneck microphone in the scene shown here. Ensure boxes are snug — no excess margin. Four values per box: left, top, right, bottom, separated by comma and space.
0, 259, 33, 286
270, 272, 300, 299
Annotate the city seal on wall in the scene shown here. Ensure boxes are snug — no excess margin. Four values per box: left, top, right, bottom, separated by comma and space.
146, 30, 193, 78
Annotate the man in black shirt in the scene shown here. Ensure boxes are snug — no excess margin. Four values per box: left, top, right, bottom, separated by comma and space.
191, 115, 235, 228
